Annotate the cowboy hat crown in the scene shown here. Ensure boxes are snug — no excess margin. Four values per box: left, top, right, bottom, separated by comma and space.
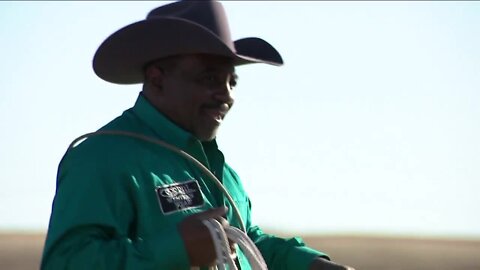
93, 0, 283, 84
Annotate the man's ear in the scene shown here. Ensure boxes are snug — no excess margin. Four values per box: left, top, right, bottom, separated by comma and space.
145, 64, 164, 90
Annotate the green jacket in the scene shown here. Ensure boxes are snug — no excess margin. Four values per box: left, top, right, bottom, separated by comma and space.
41, 94, 327, 270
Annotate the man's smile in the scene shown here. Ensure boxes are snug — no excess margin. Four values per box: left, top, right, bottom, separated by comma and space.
202, 103, 229, 123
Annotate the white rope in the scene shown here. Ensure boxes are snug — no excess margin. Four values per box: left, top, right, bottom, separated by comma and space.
68, 130, 246, 232
202, 219, 237, 270
200, 219, 268, 270
68, 131, 267, 269
224, 226, 267, 270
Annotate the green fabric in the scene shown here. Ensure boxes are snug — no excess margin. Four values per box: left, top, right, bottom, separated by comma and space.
41, 94, 328, 270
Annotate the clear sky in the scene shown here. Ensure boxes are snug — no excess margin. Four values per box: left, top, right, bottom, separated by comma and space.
1, 1, 479, 238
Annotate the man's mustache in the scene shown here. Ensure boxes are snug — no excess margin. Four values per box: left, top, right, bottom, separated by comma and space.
202, 102, 232, 111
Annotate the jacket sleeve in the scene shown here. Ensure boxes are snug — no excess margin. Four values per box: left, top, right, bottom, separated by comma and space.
248, 225, 329, 270
245, 199, 330, 270
41, 146, 190, 270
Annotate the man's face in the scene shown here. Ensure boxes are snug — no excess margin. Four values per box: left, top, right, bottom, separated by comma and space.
150, 54, 237, 142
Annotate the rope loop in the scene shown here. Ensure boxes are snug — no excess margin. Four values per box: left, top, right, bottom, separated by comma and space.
200, 219, 268, 270
68, 131, 266, 269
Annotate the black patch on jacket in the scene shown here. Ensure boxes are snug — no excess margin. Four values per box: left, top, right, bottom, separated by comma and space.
156, 180, 204, 214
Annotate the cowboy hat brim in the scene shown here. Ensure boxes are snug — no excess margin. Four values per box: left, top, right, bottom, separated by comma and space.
93, 17, 283, 84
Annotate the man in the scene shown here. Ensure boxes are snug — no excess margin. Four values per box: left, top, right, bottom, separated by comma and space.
41, 1, 354, 270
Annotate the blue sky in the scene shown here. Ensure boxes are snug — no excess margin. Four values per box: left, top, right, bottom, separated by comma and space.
1, 1, 479, 238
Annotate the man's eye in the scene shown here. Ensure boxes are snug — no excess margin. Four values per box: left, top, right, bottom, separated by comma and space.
229, 78, 237, 88
197, 74, 237, 88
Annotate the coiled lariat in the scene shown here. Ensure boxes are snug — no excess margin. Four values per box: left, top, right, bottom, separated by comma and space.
69, 131, 268, 270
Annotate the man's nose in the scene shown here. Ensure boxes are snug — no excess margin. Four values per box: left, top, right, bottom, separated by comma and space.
212, 82, 234, 104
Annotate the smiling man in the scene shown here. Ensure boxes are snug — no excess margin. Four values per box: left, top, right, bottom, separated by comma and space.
41, 1, 354, 270
143, 54, 237, 142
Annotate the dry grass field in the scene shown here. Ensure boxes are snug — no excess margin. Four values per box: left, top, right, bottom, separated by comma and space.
1, 232, 479, 270
303, 235, 480, 270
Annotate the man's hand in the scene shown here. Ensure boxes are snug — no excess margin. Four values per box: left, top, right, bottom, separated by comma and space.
178, 207, 233, 267
309, 257, 355, 270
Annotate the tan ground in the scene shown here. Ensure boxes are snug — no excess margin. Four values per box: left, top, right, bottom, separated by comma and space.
1, 232, 479, 270
302, 235, 480, 270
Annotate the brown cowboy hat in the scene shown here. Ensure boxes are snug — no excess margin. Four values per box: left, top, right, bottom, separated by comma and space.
93, 0, 283, 84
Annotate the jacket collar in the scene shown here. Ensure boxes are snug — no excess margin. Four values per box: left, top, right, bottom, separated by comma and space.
131, 93, 219, 168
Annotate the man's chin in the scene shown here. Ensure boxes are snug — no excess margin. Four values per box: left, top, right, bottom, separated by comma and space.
198, 134, 217, 142
195, 128, 219, 142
